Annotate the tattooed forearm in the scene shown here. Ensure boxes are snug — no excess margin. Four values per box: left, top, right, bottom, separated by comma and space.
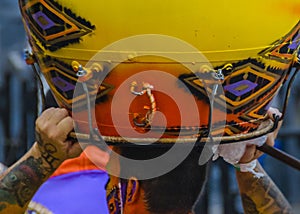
0, 142, 64, 213
0, 108, 78, 213
0, 157, 45, 207
236, 162, 293, 214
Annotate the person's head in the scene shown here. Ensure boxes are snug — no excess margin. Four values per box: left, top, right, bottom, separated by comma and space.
106, 146, 208, 214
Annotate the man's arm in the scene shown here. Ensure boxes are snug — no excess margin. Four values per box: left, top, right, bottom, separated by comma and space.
236, 162, 292, 214
236, 108, 292, 214
0, 142, 62, 213
0, 108, 81, 213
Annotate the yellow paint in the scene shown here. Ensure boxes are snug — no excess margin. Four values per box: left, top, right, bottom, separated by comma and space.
46, 0, 300, 63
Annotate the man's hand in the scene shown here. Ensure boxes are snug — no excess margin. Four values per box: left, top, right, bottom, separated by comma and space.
35, 107, 82, 163
239, 107, 282, 163
0, 108, 82, 213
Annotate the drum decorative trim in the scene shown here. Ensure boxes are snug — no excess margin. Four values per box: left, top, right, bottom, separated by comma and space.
19, 0, 95, 51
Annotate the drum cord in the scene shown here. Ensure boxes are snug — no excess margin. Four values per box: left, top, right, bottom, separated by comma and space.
257, 66, 300, 171
24, 50, 46, 113
76, 66, 108, 151
278, 67, 299, 122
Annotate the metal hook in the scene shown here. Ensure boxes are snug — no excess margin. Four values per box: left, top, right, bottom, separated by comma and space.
213, 69, 225, 81
73, 61, 103, 82
130, 81, 156, 128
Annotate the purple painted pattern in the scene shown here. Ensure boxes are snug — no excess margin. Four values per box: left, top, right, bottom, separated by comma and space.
52, 77, 75, 92
224, 80, 257, 97
32, 11, 56, 30
288, 33, 300, 50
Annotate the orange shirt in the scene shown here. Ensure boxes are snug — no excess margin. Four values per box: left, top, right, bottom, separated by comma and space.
51, 145, 110, 177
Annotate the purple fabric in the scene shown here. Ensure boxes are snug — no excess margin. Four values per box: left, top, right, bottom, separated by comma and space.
31, 170, 109, 214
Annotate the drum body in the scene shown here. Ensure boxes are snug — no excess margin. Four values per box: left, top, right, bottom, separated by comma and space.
19, 0, 300, 143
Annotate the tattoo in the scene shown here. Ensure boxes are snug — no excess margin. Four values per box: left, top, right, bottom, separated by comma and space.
0, 204, 7, 211
0, 157, 45, 207
241, 194, 259, 214
0, 141, 62, 210
237, 164, 293, 214
35, 132, 43, 147
36, 132, 61, 172
40, 143, 60, 173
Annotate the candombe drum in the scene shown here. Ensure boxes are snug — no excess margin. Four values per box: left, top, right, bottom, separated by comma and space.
19, 0, 300, 145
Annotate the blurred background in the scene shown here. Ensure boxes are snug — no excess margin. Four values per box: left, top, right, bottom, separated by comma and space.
0, 1, 299, 213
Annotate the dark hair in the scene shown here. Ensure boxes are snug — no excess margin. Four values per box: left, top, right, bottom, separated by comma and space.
119, 145, 208, 214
